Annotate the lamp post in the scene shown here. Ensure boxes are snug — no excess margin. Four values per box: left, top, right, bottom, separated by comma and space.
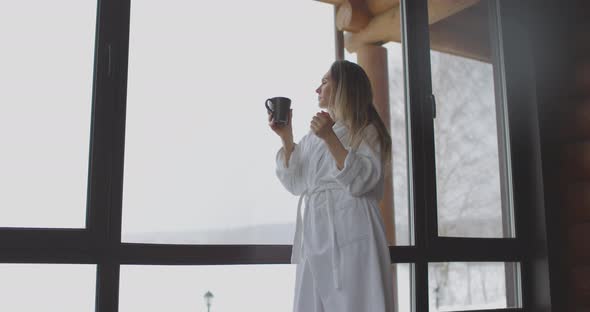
203, 291, 214, 312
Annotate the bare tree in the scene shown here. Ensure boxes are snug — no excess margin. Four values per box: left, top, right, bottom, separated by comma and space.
388, 49, 505, 310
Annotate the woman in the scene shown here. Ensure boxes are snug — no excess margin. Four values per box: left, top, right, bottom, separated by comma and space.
268, 60, 395, 312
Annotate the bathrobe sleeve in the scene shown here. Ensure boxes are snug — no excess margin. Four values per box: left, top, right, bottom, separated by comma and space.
275, 135, 308, 196
332, 125, 383, 197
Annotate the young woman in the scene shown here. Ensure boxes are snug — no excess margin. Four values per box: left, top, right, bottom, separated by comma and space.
269, 60, 394, 312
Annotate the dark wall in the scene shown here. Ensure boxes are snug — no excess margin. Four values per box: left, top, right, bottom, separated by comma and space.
526, 0, 589, 311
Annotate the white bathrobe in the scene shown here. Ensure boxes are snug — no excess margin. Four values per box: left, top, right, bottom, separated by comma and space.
276, 121, 395, 312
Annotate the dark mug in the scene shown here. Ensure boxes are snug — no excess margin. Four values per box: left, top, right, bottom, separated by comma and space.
265, 97, 291, 126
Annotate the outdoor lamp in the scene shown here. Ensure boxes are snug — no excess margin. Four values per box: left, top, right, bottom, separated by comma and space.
204, 291, 214, 312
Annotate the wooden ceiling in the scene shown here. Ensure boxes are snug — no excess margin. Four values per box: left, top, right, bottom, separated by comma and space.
317, 0, 491, 63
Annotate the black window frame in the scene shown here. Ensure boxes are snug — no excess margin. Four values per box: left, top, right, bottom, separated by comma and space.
402, 1, 526, 311
0, 0, 552, 311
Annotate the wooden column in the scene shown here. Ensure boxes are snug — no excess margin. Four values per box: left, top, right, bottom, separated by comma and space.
336, 0, 371, 32
356, 44, 396, 245
561, 24, 590, 309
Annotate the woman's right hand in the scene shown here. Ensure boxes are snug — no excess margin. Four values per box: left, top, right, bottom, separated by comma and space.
268, 109, 293, 141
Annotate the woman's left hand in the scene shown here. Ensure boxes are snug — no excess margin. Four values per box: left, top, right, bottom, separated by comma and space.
310, 111, 336, 140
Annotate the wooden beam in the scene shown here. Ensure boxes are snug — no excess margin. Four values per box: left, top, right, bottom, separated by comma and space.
344, 5, 401, 52
427, 0, 480, 24
336, 0, 371, 32
367, 0, 399, 15
344, 0, 480, 52
428, 3, 491, 63
315, 0, 400, 16
429, 23, 490, 63
314, 0, 344, 4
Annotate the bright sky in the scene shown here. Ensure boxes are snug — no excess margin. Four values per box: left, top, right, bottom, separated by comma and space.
0, 0, 94, 227
121, 0, 336, 240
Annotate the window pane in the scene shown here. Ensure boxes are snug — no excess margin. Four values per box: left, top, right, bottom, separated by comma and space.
0, 264, 96, 311
121, 264, 410, 311
123, 0, 335, 244
428, 262, 521, 311
120, 265, 296, 311
0, 1, 95, 228
386, 41, 411, 246
429, 1, 512, 237
394, 263, 413, 312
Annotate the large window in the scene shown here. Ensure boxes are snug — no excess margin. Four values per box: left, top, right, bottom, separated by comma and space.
429, 2, 513, 239
0, 0, 545, 311
122, 0, 335, 244
0, 0, 95, 228
423, 2, 521, 310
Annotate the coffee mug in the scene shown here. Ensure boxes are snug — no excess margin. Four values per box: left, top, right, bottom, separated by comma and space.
265, 97, 291, 125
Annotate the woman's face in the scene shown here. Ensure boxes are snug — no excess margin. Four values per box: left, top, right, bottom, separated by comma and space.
315, 70, 333, 109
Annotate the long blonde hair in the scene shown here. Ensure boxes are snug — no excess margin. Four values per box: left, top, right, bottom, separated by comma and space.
328, 60, 392, 167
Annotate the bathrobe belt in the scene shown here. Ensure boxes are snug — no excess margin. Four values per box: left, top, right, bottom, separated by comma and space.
291, 182, 343, 290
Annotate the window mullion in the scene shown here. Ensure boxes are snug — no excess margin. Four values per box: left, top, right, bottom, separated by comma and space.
401, 0, 436, 311
87, 0, 117, 249
91, 0, 130, 310
96, 262, 120, 312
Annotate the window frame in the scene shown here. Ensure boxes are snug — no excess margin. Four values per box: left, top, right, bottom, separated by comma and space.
0, 0, 551, 311
401, 1, 534, 311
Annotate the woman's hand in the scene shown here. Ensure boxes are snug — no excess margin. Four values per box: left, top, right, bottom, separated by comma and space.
269, 109, 295, 165
312, 111, 348, 170
268, 109, 293, 141
310, 111, 335, 140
